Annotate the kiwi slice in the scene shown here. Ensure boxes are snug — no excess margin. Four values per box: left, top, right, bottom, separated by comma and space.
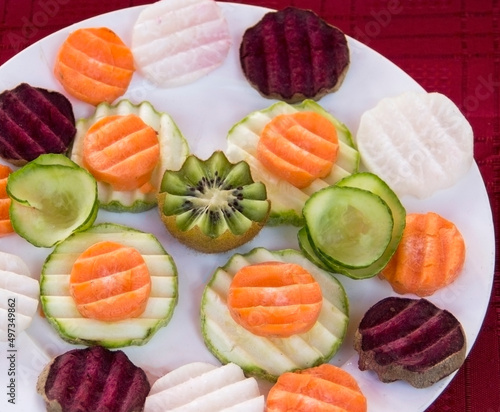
158, 151, 270, 253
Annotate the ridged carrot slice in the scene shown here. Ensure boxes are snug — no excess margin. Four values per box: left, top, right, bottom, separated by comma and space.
380, 212, 466, 297
227, 261, 322, 337
82, 114, 160, 191
266, 364, 367, 412
69, 241, 151, 321
54, 27, 135, 105
256, 111, 338, 188
0, 164, 13, 236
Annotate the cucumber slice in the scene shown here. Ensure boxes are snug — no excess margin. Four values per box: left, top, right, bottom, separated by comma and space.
226, 99, 360, 226
40, 223, 178, 348
297, 227, 332, 272
303, 185, 393, 269
200, 247, 349, 382
30, 153, 79, 168
70, 99, 190, 212
7, 154, 98, 248
335, 172, 406, 277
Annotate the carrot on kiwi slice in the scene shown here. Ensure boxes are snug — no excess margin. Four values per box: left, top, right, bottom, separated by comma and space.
266, 363, 367, 412
54, 27, 134, 105
380, 212, 466, 297
82, 113, 160, 192
227, 261, 322, 337
0, 164, 13, 236
256, 111, 339, 188
69, 240, 151, 321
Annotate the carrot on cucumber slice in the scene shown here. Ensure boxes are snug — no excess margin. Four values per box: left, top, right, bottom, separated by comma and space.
69, 241, 151, 321
82, 114, 160, 192
54, 27, 134, 105
380, 212, 466, 297
227, 261, 322, 337
0, 164, 14, 236
256, 111, 338, 188
266, 364, 367, 412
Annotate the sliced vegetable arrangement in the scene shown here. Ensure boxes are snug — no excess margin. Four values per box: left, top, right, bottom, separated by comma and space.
40, 223, 178, 348
70, 99, 190, 212
226, 99, 360, 226
201, 247, 349, 381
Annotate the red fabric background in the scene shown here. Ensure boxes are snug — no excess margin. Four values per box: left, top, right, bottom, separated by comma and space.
1, 1, 498, 411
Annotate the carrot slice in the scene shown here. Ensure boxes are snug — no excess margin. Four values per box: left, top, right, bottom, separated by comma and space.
380, 212, 466, 297
256, 111, 339, 188
227, 261, 322, 337
82, 114, 160, 191
69, 241, 151, 321
54, 27, 134, 105
0, 164, 14, 236
266, 364, 367, 412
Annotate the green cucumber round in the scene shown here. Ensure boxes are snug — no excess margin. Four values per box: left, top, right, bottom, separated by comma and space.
7, 154, 98, 248
70, 99, 190, 212
303, 185, 393, 269
299, 172, 406, 279
200, 247, 349, 382
40, 223, 178, 348
226, 99, 360, 226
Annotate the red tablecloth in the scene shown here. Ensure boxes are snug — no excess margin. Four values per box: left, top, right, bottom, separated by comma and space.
0, 1, 498, 411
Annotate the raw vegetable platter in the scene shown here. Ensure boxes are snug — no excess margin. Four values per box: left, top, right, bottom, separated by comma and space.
0, 2, 495, 411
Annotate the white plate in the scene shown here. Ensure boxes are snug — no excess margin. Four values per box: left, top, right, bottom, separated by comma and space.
0, 3, 495, 411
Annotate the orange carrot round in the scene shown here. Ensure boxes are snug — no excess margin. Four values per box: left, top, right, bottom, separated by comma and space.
256, 111, 338, 188
69, 241, 151, 321
266, 364, 367, 412
227, 261, 322, 337
54, 27, 135, 105
380, 212, 466, 296
0, 164, 13, 236
82, 114, 160, 191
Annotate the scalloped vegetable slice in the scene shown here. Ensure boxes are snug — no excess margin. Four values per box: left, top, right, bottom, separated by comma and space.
226, 99, 359, 226
40, 223, 178, 348
355, 91, 473, 199
201, 247, 349, 381
145, 362, 264, 412
71, 99, 190, 212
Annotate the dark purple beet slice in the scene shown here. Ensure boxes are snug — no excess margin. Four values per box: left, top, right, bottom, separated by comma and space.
0, 83, 76, 165
239, 7, 350, 103
354, 296, 466, 388
37, 345, 150, 412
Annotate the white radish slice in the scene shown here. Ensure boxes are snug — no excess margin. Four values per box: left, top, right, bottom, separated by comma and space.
355, 91, 474, 199
145, 362, 264, 412
0, 252, 39, 340
132, 0, 231, 88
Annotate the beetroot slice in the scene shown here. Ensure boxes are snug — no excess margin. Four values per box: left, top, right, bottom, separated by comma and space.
239, 7, 349, 103
0, 83, 76, 165
354, 296, 466, 388
37, 345, 150, 412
